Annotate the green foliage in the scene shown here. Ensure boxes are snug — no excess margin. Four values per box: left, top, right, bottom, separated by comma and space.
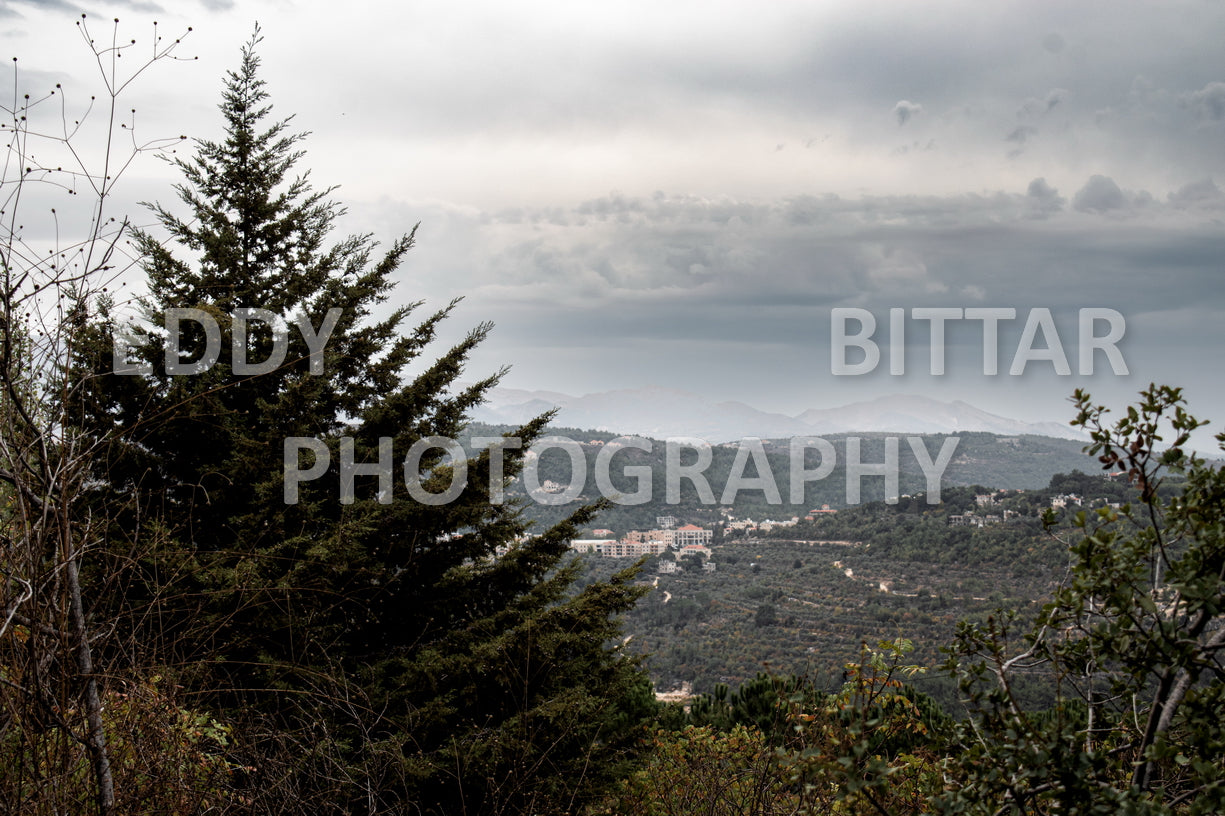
594, 724, 799, 816
775, 639, 946, 815
608, 643, 949, 816
686, 673, 818, 741
938, 384, 1225, 814
754, 603, 779, 628
0, 672, 233, 816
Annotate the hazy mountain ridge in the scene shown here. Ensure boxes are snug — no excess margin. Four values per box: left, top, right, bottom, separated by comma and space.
470, 387, 1085, 442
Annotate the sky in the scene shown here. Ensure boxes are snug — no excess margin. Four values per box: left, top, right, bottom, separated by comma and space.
4, 0, 1224, 445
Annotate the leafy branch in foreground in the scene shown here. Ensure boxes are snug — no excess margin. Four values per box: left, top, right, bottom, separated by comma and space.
940, 384, 1225, 814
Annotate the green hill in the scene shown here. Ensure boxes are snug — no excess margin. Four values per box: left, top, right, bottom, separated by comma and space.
460, 423, 1104, 533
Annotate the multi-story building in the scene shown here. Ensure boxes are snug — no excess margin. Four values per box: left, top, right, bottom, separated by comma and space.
673, 524, 712, 547
570, 538, 669, 558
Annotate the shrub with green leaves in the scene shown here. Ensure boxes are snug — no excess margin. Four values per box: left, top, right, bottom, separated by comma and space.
938, 384, 1225, 814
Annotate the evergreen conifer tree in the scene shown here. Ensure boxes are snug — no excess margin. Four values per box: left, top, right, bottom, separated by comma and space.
81, 31, 653, 815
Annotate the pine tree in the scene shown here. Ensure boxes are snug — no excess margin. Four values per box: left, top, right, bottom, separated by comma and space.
82, 30, 653, 814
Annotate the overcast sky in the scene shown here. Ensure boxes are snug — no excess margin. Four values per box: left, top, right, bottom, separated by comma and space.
6, 0, 1224, 442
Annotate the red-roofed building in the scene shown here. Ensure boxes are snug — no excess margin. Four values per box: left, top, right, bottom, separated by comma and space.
806, 504, 838, 520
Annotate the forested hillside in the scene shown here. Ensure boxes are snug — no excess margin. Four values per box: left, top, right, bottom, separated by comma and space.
460, 423, 1104, 532
576, 476, 1122, 711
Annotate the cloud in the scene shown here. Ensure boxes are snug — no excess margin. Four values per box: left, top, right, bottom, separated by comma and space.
1168, 178, 1224, 209
1181, 81, 1225, 122
1026, 177, 1064, 217
1044, 88, 1068, 110
1018, 88, 1068, 118
385, 178, 1225, 426
1073, 175, 1127, 213
1006, 125, 1037, 144
223, 0, 1225, 213
893, 100, 923, 127
0, 0, 76, 13
862, 245, 946, 294
0, 0, 172, 24
401, 182, 1224, 323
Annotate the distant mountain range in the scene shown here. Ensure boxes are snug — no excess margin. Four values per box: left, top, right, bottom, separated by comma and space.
468, 387, 1085, 442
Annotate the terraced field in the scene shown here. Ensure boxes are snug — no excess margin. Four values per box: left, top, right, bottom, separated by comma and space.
578, 513, 1076, 712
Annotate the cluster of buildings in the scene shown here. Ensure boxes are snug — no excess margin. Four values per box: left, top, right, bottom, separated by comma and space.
948, 491, 1123, 527
569, 522, 716, 572
948, 512, 1015, 527
626, 524, 713, 547
723, 515, 807, 534
947, 493, 1011, 527
571, 523, 713, 557
1051, 493, 1122, 511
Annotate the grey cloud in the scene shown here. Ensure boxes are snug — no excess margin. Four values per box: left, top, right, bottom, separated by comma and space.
894, 100, 923, 127
397, 183, 1225, 421
1005, 125, 1038, 158
441, 185, 1223, 317
1168, 178, 1224, 209
1009, 89, 1070, 156
0, 0, 75, 12
1182, 81, 1225, 121
396, 181, 1216, 319
1026, 177, 1064, 217
328, 2, 1225, 423
1073, 175, 1127, 213
1018, 88, 1068, 118
0, 0, 168, 15
313, 1, 1225, 196
1027, 177, 1059, 199
1006, 125, 1037, 144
